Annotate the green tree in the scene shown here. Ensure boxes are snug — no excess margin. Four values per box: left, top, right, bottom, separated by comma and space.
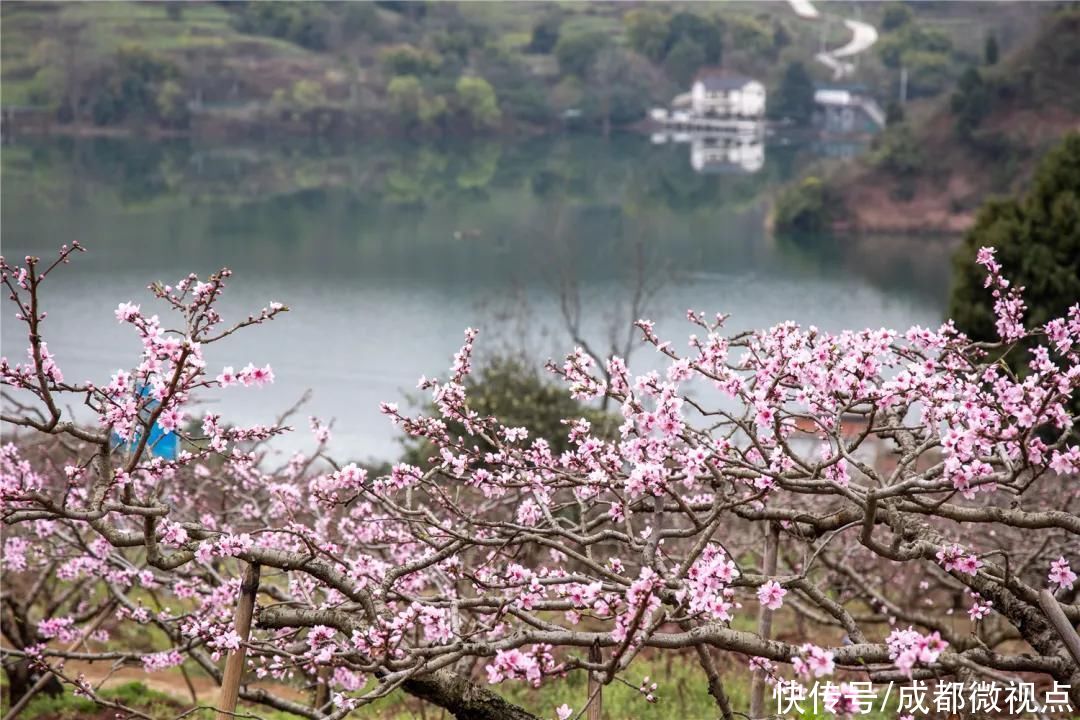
90, 45, 179, 126
729, 15, 773, 57
455, 75, 501, 131
950, 134, 1080, 349
663, 36, 705, 87
585, 47, 666, 132
229, 3, 330, 50
401, 356, 618, 466
381, 44, 442, 77
387, 75, 446, 131
951, 67, 993, 140
769, 61, 816, 125
870, 123, 922, 176
985, 33, 1000, 66
555, 32, 608, 78
387, 74, 424, 118
881, 2, 913, 32
774, 176, 836, 234
666, 12, 723, 65
625, 9, 669, 63
155, 79, 188, 129
527, 13, 561, 54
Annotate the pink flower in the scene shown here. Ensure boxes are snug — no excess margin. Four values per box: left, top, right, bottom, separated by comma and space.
238, 363, 274, 387
157, 407, 184, 433
1049, 557, 1077, 592
556, 704, 573, 720
936, 544, 982, 575
142, 649, 184, 673
757, 581, 786, 610
115, 302, 141, 323
216, 366, 237, 387
794, 644, 834, 678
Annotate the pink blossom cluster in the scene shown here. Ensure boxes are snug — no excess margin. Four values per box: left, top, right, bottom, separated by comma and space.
936, 544, 983, 575
792, 644, 835, 679
1, 245, 1078, 716
141, 649, 185, 673
484, 645, 558, 687
757, 580, 787, 611
886, 627, 948, 677
1049, 556, 1077, 592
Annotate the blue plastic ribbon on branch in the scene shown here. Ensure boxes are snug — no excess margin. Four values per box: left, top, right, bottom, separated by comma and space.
110, 385, 179, 460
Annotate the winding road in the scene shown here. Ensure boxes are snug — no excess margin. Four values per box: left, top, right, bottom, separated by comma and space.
788, 0, 879, 80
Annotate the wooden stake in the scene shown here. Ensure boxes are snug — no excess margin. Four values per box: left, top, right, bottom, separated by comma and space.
216, 562, 261, 720
586, 641, 603, 720
1039, 589, 1080, 666
750, 523, 779, 719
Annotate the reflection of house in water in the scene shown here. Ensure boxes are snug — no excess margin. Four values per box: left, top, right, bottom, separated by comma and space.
651, 130, 765, 174
812, 86, 886, 135
690, 133, 764, 174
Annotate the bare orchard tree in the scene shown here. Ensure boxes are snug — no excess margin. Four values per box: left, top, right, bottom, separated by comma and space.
2, 244, 1079, 720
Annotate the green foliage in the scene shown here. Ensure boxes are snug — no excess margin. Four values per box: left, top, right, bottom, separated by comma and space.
624, 9, 669, 63
666, 12, 723, 65
455, 75, 501, 131
584, 47, 666, 127
950, 133, 1080, 346
663, 36, 705, 87
985, 32, 1000, 66
21, 682, 178, 720
879, 25, 952, 69
155, 79, 189, 129
526, 13, 561, 54
950, 67, 993, 139
774, 176, 836, 234
475, 46, 553, 125
877, 23, 954, 98
885, 100, 905, 124
381, 44, 443, 78
901, 49, 953, 99
90, 45, 182, 127
768, 61, 816, 125
292, 79, 328, 110
554, 31, 609, 78
402, 356, 618, 466
870, 123, 922, 177
229, 2, 330, 50
387, 75, 446, 131
728, 15, 774, 58
881, 2, 913, 32
272, 79, 332, 133
341, 3, 383, 42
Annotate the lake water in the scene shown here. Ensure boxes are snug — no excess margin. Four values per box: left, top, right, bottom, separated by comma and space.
1, 135, 955, 461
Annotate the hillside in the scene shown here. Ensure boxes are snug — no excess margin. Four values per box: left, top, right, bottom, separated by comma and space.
0, 1, 1049, 139
824, 8, 1080, 234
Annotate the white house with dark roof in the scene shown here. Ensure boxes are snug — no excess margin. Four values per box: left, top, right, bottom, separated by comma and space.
690, 70, 766, 119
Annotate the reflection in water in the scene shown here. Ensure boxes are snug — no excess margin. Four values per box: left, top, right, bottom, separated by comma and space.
1, 135, 954, 460
651, 130, 766, 174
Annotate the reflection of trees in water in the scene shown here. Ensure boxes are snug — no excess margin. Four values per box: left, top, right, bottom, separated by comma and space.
7, 134, 811, 213
4, 135, 948, 310
774, 231, 957, 309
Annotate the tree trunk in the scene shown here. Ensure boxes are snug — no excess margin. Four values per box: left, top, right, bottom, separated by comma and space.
402, 669, 541, 720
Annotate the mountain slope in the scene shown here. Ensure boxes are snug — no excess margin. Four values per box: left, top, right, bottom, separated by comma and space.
828, 8, 1080, 234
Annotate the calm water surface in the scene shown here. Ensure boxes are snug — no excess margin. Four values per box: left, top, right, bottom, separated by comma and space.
1, 135, 955, 460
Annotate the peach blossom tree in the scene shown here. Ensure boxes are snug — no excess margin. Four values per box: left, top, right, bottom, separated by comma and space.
2, 243, 1079, 719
